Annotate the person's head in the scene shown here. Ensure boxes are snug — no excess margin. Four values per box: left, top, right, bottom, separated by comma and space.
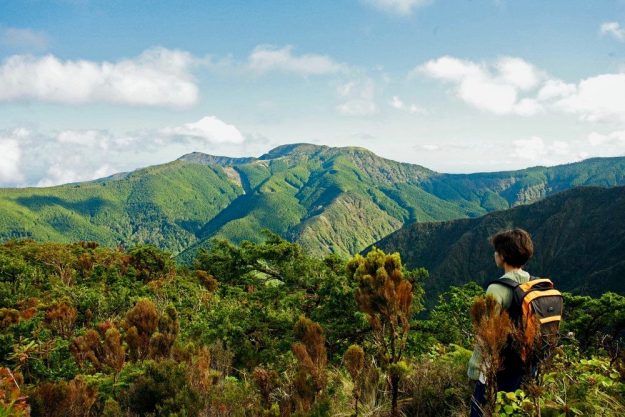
490, 228, 534, 269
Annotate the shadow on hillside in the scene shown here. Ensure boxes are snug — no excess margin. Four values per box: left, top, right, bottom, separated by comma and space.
15, 195, 111, 217
197, 193, 256, 238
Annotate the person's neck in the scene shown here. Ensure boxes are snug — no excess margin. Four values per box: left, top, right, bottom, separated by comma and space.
503, 264, 522, 274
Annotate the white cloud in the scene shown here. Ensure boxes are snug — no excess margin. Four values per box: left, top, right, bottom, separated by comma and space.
248, 45, 345, 76
495, 57, 541, 91
418, 55, 544, 116
588, 130, 625, 147
57, 129, 113, 149
336, 79, 378, 116
0, 115, 255, 187
536, 79, 576, 101
389, 95, 427, 114
419, 56, 482, 81
600, 21, 625, 41
390, 95, 404, 109
409, 104, 426, 114
0, 135, 23, 184
512, 136, 588, 165
0, 27, 49, 51
37, 163, 117, 187
418, 55, 625, 122
162, 116, 245, 144
553, 73, 625, 122
0, 47, 198, 107
364, 0, 432, 15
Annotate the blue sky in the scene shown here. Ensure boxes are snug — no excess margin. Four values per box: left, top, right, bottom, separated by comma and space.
1, 0, 625, 186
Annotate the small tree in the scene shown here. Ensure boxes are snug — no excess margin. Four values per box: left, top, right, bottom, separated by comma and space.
292, 316, 328, 413
44, 301, 77, 338
33, 243, 76, 285
343, 344, 365, 416
70, 321, 125, 381
123, 300, 159, 361
253, 366, 279, 411
470, 295, 514, 417
123, 300, 179, 361
347, 248, 415, 417
195, 270, 218, 292
149, 305, 179, 359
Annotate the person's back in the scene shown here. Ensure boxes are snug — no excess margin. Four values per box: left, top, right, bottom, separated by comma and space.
468, 228, 534, 417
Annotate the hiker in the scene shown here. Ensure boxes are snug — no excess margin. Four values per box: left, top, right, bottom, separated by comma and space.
468, 228, 534, 417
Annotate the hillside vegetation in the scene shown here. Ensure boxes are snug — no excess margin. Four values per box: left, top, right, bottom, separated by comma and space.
1, 237, 624, 416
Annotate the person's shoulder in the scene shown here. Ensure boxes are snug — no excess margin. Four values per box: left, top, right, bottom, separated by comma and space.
485, 280, 509, 299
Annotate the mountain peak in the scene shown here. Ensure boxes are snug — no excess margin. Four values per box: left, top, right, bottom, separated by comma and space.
178, 152, 256, 166
259, 143, 328, 159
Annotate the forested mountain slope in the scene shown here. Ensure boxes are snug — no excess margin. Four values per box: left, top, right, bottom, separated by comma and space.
370, 186, 625, 301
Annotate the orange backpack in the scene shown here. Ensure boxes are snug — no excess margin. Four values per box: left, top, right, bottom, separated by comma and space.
488, 277, 564, 362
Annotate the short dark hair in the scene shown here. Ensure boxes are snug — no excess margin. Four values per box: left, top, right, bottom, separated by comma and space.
490, 228, 534, 267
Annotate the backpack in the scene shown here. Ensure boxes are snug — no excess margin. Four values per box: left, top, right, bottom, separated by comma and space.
488, 277, 564, 366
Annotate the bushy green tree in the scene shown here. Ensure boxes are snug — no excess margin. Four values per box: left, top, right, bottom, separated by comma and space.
562, 292, 625, 352
123, 360, 201, 416
128, 244, 174, 282
425, 282, 483, 347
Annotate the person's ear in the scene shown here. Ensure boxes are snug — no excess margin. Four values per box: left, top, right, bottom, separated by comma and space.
494, 251, 503, 267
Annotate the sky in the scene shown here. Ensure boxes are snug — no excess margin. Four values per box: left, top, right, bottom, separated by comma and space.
1, 0, 625, 186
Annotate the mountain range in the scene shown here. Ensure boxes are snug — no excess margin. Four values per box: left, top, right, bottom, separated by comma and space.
1, 143, 624, 265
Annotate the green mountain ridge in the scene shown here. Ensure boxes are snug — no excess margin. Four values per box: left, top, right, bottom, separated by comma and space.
1, 143, 625, 261
369, 185, 625, 303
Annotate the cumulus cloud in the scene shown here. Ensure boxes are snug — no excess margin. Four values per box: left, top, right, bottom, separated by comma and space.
37, 163, 117, 187
600, 21, 625, 41
512, 136, 582, 165
389, 96, 426, 114
0, 115, 256, 187
0, 27, 49, 51
390, 96, 404, 109
511, 133, 625, 167
418, 56, 544, 116
553, 73, 625, 122
495, 57, 541, 90
363, 0, 432, 15
0, 135, 23, 184
536, 79, 576, 101
336, 79, 378, 116
0, 47, 198, 107
248, 45, 346, 76
588, 130, 625, 147
417, 55, 625, 122
162, 116, 245, 144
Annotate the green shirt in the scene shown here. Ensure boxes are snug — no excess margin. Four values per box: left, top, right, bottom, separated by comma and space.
467, 269, 531, 381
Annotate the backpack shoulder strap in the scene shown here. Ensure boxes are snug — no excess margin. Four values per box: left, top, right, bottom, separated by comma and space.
486, 277, 520, 289
485, 277, 526, 321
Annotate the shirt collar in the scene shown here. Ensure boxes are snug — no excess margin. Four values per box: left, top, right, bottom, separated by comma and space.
501, 269, 530, 280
